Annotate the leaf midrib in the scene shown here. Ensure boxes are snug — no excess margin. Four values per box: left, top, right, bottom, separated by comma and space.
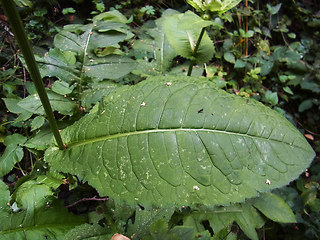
66, 128, 301, 149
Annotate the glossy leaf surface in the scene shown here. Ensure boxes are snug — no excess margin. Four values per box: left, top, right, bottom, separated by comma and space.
45, 76, 315, 208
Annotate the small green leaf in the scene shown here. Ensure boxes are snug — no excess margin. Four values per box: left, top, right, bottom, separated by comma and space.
18, 90, 76, 115
279, 75, 288, 82
3, 133, 26, 146
223, 39, 233, 50
283, 86, 294, 95
301, 187, 318, 206
299, 99, 313, 112
2, 98, 28, 114
208, 0, 241, 14
234, 59, 246, 68
186, 0, 205, 12
52, 80, 74, 95
31, 116, 46, 131
267, 3, 282, 15
264, 90, 278, 106
252, 192, 296, 223
15, 180, 53, 210
24, 127, 53, 151
239, 29, 254, 38
36, 172, 64, 190
210, 77, 227, 89
93, 10, 129, 23
2, 98, 34, 122
0, 134, 27, 178
62, 7, 76, 15
224, 52, 235, 63
14, 0, 33, 7
288, 33, 296, 39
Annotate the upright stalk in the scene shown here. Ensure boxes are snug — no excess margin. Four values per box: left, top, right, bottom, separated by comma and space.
187, 27, 206, 76
245, 0, 249, 57
1, 0, 65, 150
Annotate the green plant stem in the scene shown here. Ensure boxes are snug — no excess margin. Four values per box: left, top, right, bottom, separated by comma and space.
1, 0, 65, 150
187, 27, 206, 76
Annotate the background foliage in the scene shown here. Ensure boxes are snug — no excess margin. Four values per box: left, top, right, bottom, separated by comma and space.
0, 0, 319, 239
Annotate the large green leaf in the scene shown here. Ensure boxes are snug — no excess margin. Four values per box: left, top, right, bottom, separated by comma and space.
163, 11, 215, 64
45, 76, 315, 208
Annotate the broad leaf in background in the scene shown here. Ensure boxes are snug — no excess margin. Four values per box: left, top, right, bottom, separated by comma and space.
0, 179, 85, 240
24, 127, 54, 151
251, 192, 296, 223
36, 10, 136, 82
2, 98, 33, 123
132, 9, 178, 75
63, 223, 114, 240
31, 115, 46, 131
186, 203, 265, 240
45, 76, 315, 208
0, 181, 10, 220
80, 81, 121, 110
163, 11, 217, 64
13, 0, 32, 7
35, 48, 79, 83
3, 90, 77, 118
17, 90, 77, 116
127, 206, 176, 239
0, 134, 26, 178
187, 0, 241, 14
144, 218, 196, 240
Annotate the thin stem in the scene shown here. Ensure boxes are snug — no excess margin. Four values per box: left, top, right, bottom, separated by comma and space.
245, 0, 249, 57
65, 196, 109, 208
187, 27, 206, 76
1, 0, 65, 150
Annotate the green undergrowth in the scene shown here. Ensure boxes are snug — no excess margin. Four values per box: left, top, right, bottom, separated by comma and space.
0, 0, 319, 239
